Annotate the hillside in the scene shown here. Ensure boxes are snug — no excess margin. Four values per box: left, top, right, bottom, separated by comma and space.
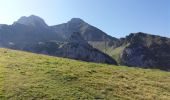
0, 48, 170, 100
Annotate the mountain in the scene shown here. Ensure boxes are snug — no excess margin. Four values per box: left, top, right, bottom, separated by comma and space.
51, 18, 120, 48
0, 24, 62, 49
111, 32, 170, 71
0, 15, 117, 65
1, 48, 170, 100
0, 15, 63, 48
0, 15, 170, 70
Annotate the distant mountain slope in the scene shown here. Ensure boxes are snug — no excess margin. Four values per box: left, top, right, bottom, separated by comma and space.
51, 18, 120, 48
28, 32, 117, 64
112, 32, 170, 71
0, 48, 170, 100
0, 23, 63, 50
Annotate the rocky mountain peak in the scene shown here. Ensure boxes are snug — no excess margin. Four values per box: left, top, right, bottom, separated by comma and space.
67, 18, 88, 29
69, 18, 85, 24
126, 32, 146, 39
13, 15, 48, 28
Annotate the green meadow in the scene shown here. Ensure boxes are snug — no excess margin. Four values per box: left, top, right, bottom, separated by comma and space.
0, 48, 169, 100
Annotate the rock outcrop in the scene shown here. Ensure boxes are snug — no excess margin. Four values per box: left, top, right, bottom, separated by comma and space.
120, 32, 170, 70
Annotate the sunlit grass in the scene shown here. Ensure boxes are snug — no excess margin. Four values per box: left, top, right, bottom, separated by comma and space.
0, 48, 170, 100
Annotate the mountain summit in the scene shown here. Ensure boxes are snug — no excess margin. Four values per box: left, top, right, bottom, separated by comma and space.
13, 15, 48, 28
69, 18, 85, 24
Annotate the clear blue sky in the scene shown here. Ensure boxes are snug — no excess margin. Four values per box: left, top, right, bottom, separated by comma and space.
0, 0, 169, 38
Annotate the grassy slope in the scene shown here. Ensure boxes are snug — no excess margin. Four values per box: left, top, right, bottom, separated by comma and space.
0, 48, 170, 100
88, 41, 126, 64
108, 46, 125, 64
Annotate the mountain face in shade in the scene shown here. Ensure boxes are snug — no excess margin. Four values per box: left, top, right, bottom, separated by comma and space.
0, 15, 117, 65
0, 24, 62, 49
29, 32, 117, 64
118, 32, 170, 71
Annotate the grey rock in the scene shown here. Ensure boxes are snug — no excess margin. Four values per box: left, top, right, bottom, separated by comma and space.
120, 32, 170, 71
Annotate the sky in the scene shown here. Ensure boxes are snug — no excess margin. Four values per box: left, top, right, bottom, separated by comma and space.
0, 0, 169, 38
